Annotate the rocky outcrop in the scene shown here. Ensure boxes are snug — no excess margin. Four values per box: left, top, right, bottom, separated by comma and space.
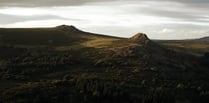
55, 25, 81, 32
129, 33, 150, 43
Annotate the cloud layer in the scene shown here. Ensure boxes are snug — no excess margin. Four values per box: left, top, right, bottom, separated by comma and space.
0, 0, 209, 39
0, 0, 115, 7
0, 0, 209, 7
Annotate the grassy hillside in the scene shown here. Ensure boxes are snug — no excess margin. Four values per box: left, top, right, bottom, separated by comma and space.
157, 40, 209, 56
0, 25, 121, 47
0, 25, 209, 103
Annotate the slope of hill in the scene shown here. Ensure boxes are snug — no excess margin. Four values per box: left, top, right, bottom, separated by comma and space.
0, 25, 120, 47
197, 36, 209, 42
0, 25, 209, 103
157, 39, 209, 56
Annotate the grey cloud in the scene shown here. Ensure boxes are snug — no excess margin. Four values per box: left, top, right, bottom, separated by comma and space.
170, 0, 209, 4
0, 13, 69, 24
141, 8, 209, 23
0, 0, 209, 7
155, 0, 209, 9
0, 0, 117, 7
121, 1, 209, 26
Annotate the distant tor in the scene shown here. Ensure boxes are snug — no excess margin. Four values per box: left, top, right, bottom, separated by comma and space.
55, 24, 81, 32
129, 33, 150, 43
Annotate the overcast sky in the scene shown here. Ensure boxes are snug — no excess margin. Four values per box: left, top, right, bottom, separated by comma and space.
0, 0, 209, 39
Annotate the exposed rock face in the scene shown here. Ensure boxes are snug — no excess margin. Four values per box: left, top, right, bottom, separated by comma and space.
56, 25, 81, 32
129, 33, 150, 43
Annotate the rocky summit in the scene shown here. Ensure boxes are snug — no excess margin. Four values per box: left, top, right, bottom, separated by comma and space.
129, 33, 150, 43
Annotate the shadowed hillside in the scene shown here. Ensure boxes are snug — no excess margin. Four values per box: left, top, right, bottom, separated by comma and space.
0, 25, 209, 103
0, 25, 121, 47
197, 36, 209, 42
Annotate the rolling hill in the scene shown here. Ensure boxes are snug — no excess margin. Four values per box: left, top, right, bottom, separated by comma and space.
0, 25, 120, 46
0, 25, 209, 103
197, 36, 209, 42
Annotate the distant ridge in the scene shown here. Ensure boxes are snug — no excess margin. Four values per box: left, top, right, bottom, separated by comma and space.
197, 36, 209, 42
55, 24, 122, 39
